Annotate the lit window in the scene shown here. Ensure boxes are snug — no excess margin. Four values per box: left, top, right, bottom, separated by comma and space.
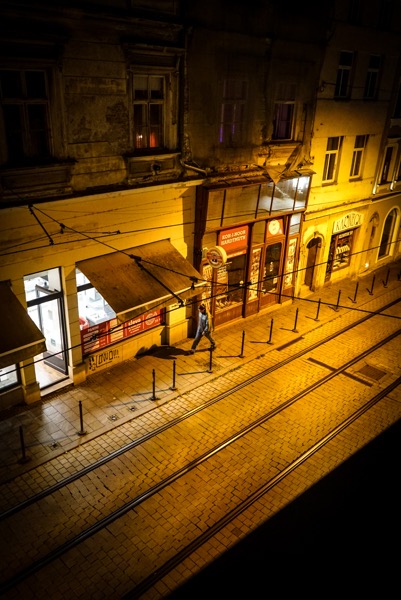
364, 55, 381, 100
0, 69, 51, 163
133, 75, 165, 149
334, 51, 354, 99
219, 79, 247, 146
272, 83, 296, 140
350, 135, 367, 178
323, 137, 342, 183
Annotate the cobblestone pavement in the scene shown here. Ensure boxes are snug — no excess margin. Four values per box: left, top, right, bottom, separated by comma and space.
0, 261, 400, 483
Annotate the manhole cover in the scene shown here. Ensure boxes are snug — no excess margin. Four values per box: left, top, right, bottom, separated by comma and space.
357, 365, 386, 381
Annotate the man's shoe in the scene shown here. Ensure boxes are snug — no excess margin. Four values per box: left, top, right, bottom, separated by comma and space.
211, 344, 216, 350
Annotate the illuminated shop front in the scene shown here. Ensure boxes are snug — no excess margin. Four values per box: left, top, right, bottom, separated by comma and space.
76, 239, 205, 368
194, 172, 312, 327
325, 211, 363, 281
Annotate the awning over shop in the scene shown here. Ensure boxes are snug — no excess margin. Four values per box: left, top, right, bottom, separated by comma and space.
77, 240, 206, 323
0, 280, 47, 369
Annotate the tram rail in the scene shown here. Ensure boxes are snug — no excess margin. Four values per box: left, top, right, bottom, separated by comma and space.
1, 298, 401, 598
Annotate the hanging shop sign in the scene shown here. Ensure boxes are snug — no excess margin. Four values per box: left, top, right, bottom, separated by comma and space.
206, 246, 227, 268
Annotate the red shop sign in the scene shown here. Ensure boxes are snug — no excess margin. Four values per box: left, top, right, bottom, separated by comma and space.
218, 225, 249, 251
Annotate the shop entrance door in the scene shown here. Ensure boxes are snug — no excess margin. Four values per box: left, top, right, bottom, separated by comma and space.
25, 269, 68, 389
260, 241, 284, 307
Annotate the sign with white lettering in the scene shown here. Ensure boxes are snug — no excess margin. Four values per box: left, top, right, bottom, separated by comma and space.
218, 225, 249, 251
333, 212, 363, 234
206, 246, 227, 268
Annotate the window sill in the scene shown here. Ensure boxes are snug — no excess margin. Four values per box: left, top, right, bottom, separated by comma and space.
0, 161, 75, 205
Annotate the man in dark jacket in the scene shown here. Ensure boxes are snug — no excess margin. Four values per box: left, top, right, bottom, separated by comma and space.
189, 303, 216, 353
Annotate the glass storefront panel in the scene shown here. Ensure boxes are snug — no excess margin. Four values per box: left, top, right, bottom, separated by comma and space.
256, 182, 274, 216
262, 242, 282, 296
77, 270, 116, 328
206, 189, 224, 230
222, 185, 258, 227
271, 179, 296, 213
0, 364, 18, 390
294, 175, 310, 208
215, 253, 247, 311
24, 268, 68, 388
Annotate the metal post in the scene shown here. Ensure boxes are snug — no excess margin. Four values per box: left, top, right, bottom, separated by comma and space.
18, 425, 30, 464
350, 281, 359, 303
383, 268, 390, 288
151, 368, 158, 400
267, 318, 274, 344
171, 360, 177, 391
208, 346, 213, 373
77, 400, 87, 436
368, 274, 375, 295
334, 289, 341, 312
292, 308, 299, 333
239, 330, 245, 358
314, 299, 321, 321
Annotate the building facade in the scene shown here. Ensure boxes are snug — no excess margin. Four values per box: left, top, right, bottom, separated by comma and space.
0, 0, 400, 411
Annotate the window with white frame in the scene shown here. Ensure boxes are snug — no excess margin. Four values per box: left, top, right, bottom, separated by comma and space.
0, 69, 51, 164
323, 137, 342, 183
350, 134, 367, 178
334, 51, 354, 99
379, 145, 397, 184
272, 83, 296, 140
219, 79, 247, 146
363, 55, 381, 100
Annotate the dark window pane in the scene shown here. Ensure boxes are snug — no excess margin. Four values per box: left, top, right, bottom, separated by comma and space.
0, 70, 21, 98
2, 105, 24, 159
25, 71, 47, 98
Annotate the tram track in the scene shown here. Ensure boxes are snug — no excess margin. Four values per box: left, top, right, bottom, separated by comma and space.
1, 296, 400, 523
1, 312, 401, 597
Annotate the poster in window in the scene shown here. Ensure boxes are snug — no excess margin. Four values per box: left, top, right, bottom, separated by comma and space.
248, 247, 261, 300
283, 238, 297, 288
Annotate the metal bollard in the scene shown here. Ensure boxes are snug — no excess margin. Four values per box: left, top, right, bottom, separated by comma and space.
383, 268, 390, 288
314, 299, 321, 321
151, 368, 158, 400
267, 318, 274, 344
18, 425, 30, 464
239, 330, 245, 358
292, 308, 299, 333
77, 400, 87, 436
334, 289, 341, 312
350, 281, 359, 303
367, 274, 375, 295
208, 346, 213, 373
171, 360, 177, 391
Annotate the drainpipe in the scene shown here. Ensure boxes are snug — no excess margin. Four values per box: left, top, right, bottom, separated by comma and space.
180, 159, 209, 176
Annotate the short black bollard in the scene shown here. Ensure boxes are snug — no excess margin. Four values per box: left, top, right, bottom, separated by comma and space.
334, 289, 341, 312
314, 298, 321, 321
350, 281, 359, 303
171, 360, 177, 391
151, 368, 158, 400
208, 346, 213, 373
77, 400, 87, 436
383, 268, 390, 288
292, 308, 299, 333
239, 330, 245, 358
267, 318, 274, 344
367, 274, 375, 295
18, 425, 30, 464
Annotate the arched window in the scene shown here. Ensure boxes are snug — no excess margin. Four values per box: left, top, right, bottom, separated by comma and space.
378, 209, 397, 258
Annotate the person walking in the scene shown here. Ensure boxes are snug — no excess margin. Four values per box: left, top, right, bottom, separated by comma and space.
189, 303, 216, 353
